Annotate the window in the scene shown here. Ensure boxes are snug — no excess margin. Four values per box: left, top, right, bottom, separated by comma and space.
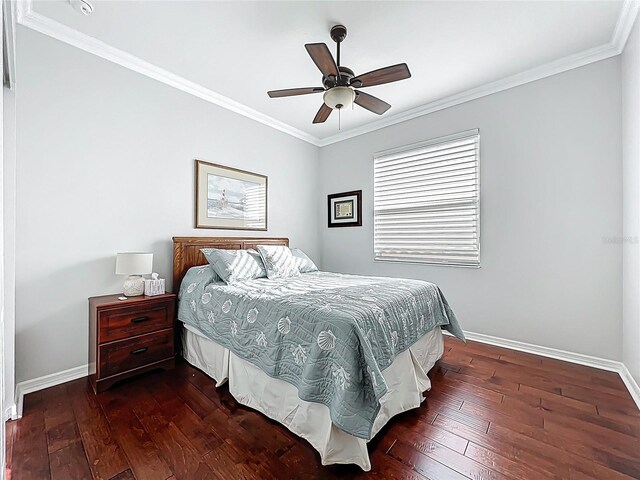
373, 129, 480, 267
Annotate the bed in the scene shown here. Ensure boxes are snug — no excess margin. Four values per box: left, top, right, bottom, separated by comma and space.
172, 236, 464, 471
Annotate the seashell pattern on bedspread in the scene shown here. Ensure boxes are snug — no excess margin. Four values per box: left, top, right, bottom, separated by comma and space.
178, 269, 465, 440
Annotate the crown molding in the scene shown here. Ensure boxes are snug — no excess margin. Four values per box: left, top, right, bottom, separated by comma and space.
4, 0, 17, 88
612, 0, 640, 52
317, 42, 620, 146
15, 0, 639, 148
16, 0, 322, 146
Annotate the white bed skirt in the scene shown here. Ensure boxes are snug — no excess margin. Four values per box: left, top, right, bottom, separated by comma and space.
181, 324, 444, 471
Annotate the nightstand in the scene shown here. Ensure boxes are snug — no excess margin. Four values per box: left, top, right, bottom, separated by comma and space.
88, 293, 176, 393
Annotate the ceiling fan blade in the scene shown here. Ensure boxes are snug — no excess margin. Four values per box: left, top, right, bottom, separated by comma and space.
305, 43, 339, 78
350, 63, 411, 88
313, 103, 332, 124
267, 87, 324, 98
354, 91, 391, 115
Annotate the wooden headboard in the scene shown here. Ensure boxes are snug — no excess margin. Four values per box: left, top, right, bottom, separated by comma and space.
172, 236, 289, 291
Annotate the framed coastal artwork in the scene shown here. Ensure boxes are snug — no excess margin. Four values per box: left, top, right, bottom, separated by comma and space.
195, 160, 268, 230
327, 190, 362, 228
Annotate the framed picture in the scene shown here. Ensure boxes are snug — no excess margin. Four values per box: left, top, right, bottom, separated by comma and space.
195, 160, 267, 230
327, 190, 362, 228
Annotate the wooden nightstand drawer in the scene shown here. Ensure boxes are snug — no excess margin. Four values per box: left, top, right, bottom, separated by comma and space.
99, 328, 174, 378
99, 303, 172, 343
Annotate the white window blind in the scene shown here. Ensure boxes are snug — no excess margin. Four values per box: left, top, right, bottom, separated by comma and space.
374, 129, 480, 267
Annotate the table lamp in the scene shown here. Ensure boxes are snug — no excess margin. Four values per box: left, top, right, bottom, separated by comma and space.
116, 252, 153, 297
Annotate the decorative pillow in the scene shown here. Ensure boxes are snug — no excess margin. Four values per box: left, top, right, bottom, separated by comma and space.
200, 248, 267, 284
256, 245, 301, 280
291, 248, 319, 273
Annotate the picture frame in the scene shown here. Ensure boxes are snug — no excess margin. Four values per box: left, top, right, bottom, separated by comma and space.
195, 160, 268, 230
327, 190, 362, 228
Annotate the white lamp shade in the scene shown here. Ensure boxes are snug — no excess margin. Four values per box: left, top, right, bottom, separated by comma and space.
323, 87, 355, 110
115, 253, 153, 275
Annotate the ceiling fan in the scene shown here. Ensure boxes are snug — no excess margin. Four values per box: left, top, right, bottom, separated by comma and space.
267, 25, 411, 124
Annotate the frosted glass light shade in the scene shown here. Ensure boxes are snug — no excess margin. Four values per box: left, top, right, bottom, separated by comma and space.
323, 87, 355, 110
115, 253, 153, 275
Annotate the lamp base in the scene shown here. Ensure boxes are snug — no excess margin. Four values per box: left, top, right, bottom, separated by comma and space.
123, 275, 145, 296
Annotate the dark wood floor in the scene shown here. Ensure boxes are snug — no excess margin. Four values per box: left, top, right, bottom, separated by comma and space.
6, 336, 640, 480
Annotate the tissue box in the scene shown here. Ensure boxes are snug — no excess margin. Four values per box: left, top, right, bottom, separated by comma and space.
144, 278, 165, 296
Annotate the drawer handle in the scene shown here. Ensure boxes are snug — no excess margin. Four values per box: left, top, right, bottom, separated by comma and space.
131, 347, 148, 355
131, 316, 149, 324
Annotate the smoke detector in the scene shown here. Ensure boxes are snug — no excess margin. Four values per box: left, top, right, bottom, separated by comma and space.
69, 0, 94, 15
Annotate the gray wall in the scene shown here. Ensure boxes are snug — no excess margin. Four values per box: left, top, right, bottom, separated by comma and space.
319, 58, 623, 360
14, 27, 320, 383
3, 85, 16, 410
14, 26, 628, 385
623, 16, 640, 383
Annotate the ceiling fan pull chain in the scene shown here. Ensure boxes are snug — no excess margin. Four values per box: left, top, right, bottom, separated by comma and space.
339, 108, 341, 130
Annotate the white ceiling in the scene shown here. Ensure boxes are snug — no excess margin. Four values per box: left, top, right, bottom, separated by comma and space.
30, 0, 625, 143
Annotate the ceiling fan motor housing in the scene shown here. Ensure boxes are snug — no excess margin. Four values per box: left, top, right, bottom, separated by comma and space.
323, 66, 354, 89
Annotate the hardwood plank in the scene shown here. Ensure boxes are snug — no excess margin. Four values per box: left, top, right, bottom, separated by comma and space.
236, 411, 295, 457
541, 398, 640, 438
435, 379, 504, 405
97, 388, 173, 480
425, 399, 490, 433
203, 443, 263, 480
436, 408, 636, 480
365, 451, 428, 480
488, 423, 638, 479
45, 420, 81, 454
11, 391, 51, 480
109, 470, 136, 480
543, 417, 640, 462
143, 377, 224, 455
268, 443, 321, 479
596, 405, 640, 435
164, 369, 220, 419
391, 418, 469, 454
519, 383, 598, 413
41, 384, 75, 431
561, 384, 638, 411
66, 379, 130, 480
5, 420, 16, 477
465, 442, 553, 480
49, 442, 92, 480
386, 440, 470, 480
128, 385, 218, 480
460, 399, 544, 429
433, 415, 568, 479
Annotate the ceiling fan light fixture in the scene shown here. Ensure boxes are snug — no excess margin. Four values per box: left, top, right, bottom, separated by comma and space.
323, 87, 355, 110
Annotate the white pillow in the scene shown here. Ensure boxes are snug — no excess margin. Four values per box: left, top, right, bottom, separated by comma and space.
256, 245, 301, 280
201, 248, 267, 284
291, 248, 319, 273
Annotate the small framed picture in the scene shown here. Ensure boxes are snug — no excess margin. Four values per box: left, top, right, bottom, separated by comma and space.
195, 160, 268, 230
328, 190, 362, 228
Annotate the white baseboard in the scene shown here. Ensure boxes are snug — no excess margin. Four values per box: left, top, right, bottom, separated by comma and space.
619, 364, 640, 410
449, 329, 640, 410
3, 404, 17, 422
462, 330, 623, 372
14, 364, 89, 418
